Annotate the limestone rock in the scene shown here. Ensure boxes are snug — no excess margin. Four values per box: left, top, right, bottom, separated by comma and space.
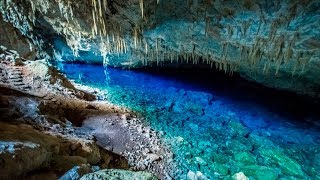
0, 140, 50, 178
259, 149, 304, 178
241, 165, 280, 180
59, 164, 97, 180
80, 169, 157, 180
234, 152, 256, 165
187, 171, 208, 180
232, 172, 249, 180
1, 0, 319, 96
0, 17, 36, 60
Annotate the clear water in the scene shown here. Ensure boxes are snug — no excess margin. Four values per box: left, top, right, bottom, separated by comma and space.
58, 62, 320, 179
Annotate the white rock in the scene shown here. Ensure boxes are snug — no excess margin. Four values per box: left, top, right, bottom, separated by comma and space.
176, 136, 184, 143
187, 170, 197, 180
196, 171, 208, 180
146, 153, 161, 162
120, 114, 127, 120
232, 172, 249, 180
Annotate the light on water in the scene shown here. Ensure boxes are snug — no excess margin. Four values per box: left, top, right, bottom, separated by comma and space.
59, 62, 320, 179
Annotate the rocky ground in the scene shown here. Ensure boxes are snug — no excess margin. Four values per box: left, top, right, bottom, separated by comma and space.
0, 47, 172, 179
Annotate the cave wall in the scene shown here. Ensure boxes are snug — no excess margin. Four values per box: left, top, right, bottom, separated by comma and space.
0, 0, 320, 96
0, 16, 35, 60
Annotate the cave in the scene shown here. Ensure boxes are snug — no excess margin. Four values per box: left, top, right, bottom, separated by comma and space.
0, 0, 320, 179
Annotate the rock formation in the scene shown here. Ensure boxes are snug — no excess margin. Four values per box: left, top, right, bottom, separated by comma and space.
1, 0, 319, 96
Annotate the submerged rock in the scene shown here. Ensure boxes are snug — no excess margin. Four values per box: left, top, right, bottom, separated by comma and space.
59, 164, 100, 180
232, 172, 249, 180
259, 148, 304, 178
80, 169, 157, 180
241, 165, 279, 180
187, 170, 208, 180
234, 152, 256, 165
210, 163, 230, 176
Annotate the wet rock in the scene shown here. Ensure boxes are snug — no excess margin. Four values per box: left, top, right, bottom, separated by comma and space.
59, 164, 98, 180
241, 165, 279, 180
259, 149, 304, 178
228, 121, 249, 136
232, 172, 249, 180
187, 171, 208, 180
195, 157, 207, 166
80, 169, 157, 180
212, 153, 229, 164
198, 141, 212, 149
187, 171, 197, 180
234, 152, 256, 165
211, 163, 230, 176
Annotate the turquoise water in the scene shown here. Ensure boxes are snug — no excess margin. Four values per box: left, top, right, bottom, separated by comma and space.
58, 63, 320, 179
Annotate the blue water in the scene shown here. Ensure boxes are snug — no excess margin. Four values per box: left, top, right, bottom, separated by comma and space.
58, 62, 320, 179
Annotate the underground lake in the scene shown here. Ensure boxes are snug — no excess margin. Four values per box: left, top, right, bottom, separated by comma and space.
56, 62, 320, 179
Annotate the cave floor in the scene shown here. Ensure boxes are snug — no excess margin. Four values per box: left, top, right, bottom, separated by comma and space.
60, 62, 320, 179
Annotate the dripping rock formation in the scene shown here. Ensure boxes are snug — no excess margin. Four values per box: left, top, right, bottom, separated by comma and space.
1, 0, 320, 96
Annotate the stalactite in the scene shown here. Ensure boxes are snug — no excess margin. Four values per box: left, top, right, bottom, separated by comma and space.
103, 0, 108, 11
204, 15, 211, 37
275, 34, 285, 64
134, 28, 138, 49
156, 38, 159, 55
255, 18, 262, 36
227, 24, 233, 38
98, 0, 102, 18
275, 57, 282, 75
241, 19, 252, 37
284, 44, 293, 63
220, 42, 227, 59
239, 45, 244, 61
140, 0, 144, 19
263, 61, 267, 74
145, 41, 148, 55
